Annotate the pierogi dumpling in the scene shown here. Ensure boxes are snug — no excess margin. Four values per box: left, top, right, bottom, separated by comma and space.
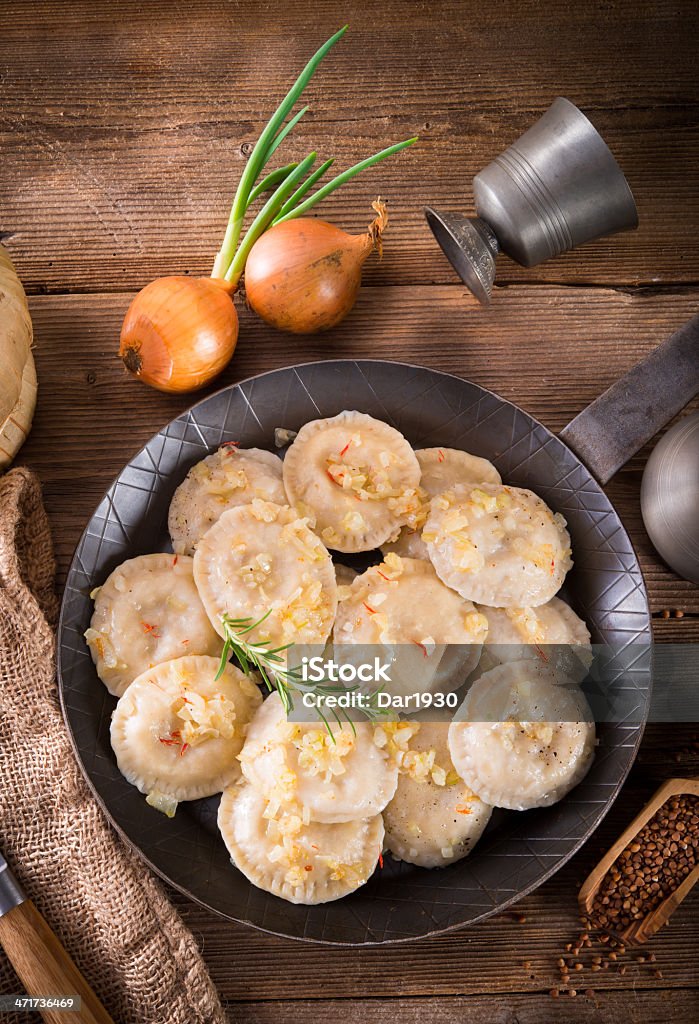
334, 562, 358, 586
424, 483, 572, 607
218, 783, 384, 904
239, 693, 398, 823
448, 662, 595, 811
85, 553, 221, 698
282, 411, 422, 552
193, 500, 337, 648
380, 527, 429, 561
474, 598, 592, 683
383, 721, 492, 868
110, 655, 262, 814
333, 555, 488, 697
383, 447, 501, 561
168, 445, 285, 556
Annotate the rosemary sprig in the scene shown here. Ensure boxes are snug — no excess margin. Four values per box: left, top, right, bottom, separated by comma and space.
215, 611, 388, 738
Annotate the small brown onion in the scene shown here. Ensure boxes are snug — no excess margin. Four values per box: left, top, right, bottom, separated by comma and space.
245, 201, 388, 334
119, 276, 238, 393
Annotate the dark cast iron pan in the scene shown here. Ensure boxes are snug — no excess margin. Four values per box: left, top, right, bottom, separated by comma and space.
57, 315, 699, 945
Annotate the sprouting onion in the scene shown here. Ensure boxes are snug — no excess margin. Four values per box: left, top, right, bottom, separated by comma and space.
210, 24, 350, 280
273, 158, 335, 224
212, 25, 416, 286
272, 142, 416, 227
119, 25, 417, 392
245, 199, 391, 333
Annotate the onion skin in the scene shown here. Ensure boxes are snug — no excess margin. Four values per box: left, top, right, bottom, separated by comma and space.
119, 276, 238, 393
245, 214, 382, 334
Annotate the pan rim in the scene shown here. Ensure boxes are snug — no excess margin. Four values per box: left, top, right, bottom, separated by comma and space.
57, 357, 651, 945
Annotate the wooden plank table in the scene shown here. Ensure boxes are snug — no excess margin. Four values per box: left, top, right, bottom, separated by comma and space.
2, 0, 698, 1020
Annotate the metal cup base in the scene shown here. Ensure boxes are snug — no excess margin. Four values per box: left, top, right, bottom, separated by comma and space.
424, 208, 498, 305
426, 98, 639, 303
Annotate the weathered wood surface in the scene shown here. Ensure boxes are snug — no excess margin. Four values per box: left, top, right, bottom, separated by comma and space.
1, 0, 698, 293
232, 991, 698, 1024
2, 0, 698, 1020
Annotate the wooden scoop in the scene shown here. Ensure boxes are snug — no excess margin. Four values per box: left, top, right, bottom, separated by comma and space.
579, 777, 699, 945
0, 850, 115, 1024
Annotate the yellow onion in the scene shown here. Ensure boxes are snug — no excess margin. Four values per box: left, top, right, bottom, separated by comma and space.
115, 26, 416, 390
245, 201, 388, 334
119, 276, 238, 393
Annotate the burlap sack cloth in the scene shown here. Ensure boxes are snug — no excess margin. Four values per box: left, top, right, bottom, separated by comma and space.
0, 467, 228, 1024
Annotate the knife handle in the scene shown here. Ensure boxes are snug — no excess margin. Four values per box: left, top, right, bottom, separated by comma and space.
0, 899, 115, 1024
